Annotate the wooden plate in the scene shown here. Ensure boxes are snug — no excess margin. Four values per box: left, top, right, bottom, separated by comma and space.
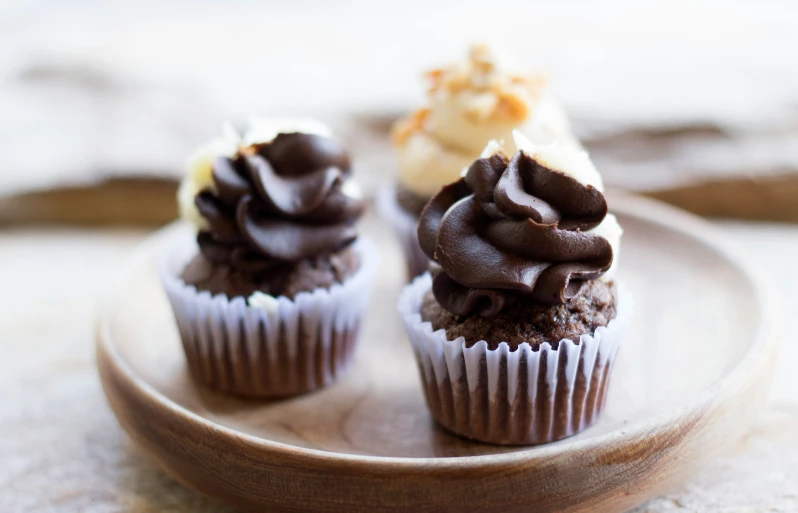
97, 193, 777, 513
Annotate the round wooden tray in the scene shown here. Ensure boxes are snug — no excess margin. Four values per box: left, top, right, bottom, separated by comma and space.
97, 193, 777, 513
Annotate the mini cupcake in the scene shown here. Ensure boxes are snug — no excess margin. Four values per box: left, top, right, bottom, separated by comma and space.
160, 118, 378, 398
378, 44, 575, 279
398, 131, 630, 445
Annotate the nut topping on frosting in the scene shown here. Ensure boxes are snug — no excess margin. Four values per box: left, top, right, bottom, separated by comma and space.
392, 108, 430, 146
392, 45, 573, 198
424, 44, 547, 123
418, 140, 620, 317
178, 120, 365, 274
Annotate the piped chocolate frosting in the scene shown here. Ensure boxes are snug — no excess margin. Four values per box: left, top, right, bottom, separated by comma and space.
194, 133, 365, 274
418, 150, 613, 317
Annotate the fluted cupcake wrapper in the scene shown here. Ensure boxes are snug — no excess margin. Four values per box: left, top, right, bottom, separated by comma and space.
375, 184, 430, 280
159, 235, 379, 398
399, 273, 632, 445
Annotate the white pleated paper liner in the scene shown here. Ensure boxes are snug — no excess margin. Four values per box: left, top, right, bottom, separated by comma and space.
399, 273, 633, 445
158, 234, 379, 398
375, 184, 430, 280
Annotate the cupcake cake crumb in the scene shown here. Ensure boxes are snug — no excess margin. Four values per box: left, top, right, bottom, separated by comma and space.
181, 245, 360, 300
421, 280, 617, 350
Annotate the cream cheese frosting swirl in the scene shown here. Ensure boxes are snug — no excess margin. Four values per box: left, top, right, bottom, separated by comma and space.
418, 137, 619, 316
392, 44, 573, 199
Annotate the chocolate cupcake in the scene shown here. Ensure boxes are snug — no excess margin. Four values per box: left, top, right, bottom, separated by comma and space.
160, 119, 378, 398
398, 132, 630, 445
378, 44, 576, 280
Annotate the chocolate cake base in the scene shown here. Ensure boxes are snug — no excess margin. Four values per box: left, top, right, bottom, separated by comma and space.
402, 276, 628, 445
162, 238, 379, 398
420, 280, 617, 349
180, 245, 360, 300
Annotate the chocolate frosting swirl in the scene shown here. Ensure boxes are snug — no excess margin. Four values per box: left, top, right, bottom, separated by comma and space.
418, 150, 613, 316
194, 133, 365, 273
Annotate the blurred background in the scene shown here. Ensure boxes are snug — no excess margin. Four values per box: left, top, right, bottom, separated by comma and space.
1, 0, 797, 511
2, 0, 798, 223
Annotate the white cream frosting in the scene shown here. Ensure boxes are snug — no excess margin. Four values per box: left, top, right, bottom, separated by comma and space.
398, 131, 476, 196
592, 213, 623, 282
427, 93, 572, 155
393, 44, 573, 198
248, 291, 280, 312
512, 130, 604, 192
177, 123, 240, 230
479, 139, 505, 159
341, 177, 363, 200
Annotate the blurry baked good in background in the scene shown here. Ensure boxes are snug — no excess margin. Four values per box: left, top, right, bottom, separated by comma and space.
1, 1, 796, 225
378, 44, 575, 279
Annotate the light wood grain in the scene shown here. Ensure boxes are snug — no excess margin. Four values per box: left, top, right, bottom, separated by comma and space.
643, 176, 798, 223
583, 125, 798, 223
95, 195, 778, 512
0, 178, 177, 226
